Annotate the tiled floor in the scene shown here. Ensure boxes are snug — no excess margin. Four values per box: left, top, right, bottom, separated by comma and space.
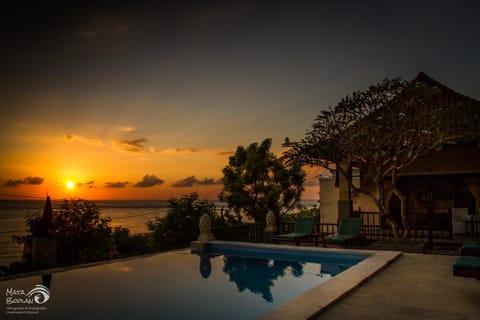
316, 253, 480, 320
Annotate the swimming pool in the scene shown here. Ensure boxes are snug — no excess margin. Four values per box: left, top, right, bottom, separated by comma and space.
1, 242, 400, 319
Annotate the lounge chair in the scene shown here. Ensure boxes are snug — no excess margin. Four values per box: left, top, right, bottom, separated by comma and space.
453, 255, 480, 279
272, 217, 315, 246
323, 218, 362, 248
460, 241, 480, 257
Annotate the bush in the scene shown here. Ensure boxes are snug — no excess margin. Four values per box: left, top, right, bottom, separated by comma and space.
12, 199, 115, 265
112, 227, 155, 257
52, 199, 114, 263
147, 193, 232, 249
281, 205, 321, 222
6, 199, 165, 276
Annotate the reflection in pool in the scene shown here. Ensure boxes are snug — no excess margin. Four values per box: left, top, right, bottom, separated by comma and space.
211, 254, 313, 302
1, 243, 367, 320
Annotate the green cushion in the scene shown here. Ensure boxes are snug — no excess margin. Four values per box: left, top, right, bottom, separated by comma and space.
274, 218, 314, 240
454, 256, 480, 269
329, 234, 356, 241
275, 232, 310, 239
293, 218, 315, 234
463, 241, 480, 250
338, 218, 361, 236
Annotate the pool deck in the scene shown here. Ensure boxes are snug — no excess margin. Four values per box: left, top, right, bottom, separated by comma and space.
315, 253, 480, 320
252, 243, 400, 320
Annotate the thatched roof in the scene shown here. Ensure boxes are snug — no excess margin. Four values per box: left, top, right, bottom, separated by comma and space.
410, 71, 480, 109
359, 72, 480, 146
410, 72, 479, 144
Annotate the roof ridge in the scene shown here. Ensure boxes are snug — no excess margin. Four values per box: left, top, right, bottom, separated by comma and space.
411, 72, 479, 103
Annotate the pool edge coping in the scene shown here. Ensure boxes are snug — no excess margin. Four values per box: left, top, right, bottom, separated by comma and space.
196, 241, 401, 320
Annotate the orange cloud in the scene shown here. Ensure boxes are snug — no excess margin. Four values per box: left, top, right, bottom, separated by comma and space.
217, 151, 234, 156
172, 176, 222, 188
121, 126, 136, 133
133, 174, 164, 188
105, 181, 129, 188
65, 134, 104, 145
4, 176, 44, 187
117, 138, 147, 153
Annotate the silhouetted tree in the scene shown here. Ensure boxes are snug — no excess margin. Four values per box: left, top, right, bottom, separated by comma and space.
219, 138, 306, 224
147, 193, 232, 248
222, 255, 304, 302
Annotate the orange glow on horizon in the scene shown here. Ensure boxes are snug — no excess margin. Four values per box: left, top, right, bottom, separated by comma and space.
0, 129, 321, 201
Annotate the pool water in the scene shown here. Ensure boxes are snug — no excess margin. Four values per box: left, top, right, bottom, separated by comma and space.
1, 243, 368, 320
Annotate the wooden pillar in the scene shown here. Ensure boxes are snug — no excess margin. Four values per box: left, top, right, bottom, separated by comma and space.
337, 163, 352, 219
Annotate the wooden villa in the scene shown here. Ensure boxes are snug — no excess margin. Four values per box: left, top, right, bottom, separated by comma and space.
328, 72, 480, 240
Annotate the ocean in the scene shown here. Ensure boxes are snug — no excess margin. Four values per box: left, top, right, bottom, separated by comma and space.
0, 199, 317, 267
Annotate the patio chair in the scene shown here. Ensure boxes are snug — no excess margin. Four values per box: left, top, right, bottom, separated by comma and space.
272, 217, 315, 246
460, 241, 480, 257
323, 218, 362, 248
453, 255, 480, 280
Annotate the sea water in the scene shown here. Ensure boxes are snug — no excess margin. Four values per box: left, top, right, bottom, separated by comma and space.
0, 200, 171, 266
0, 200, 318, 266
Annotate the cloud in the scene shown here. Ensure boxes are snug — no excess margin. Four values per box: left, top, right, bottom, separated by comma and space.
76, 15, 133, 42
77, 180, 95, 188
65, 134, 103, 145
117, 138, 146, 153
156, 148, 202, 155
4, 179, 23, 187
172, 175, 223, 188
134, 174, 164, 188
120, 126, 136, 133
172, 176, 197, 187
197, 178, 216, 186
4, 176, 44, 187
24, 177, 44, 185
105, 181, 129, 188
175, 148, 200, 153
217, 151, 234, 156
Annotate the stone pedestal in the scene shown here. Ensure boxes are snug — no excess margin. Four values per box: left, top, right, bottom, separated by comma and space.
264, 211, 277, 233
197, 213, 215, 241
263, 211, 277, 243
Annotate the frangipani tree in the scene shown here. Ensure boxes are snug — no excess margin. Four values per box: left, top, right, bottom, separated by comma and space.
284, 73, 480, 240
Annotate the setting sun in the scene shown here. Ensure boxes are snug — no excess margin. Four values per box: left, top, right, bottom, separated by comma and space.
66, 181, 75, 189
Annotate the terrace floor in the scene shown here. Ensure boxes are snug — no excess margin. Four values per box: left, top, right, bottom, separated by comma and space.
314, 253, 480, 320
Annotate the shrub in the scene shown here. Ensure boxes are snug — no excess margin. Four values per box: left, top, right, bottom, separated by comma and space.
12, 199, 114, 265
52, 199, 113, 263
112, 227, 155, 257
281, 205, 321, 222
147, 193, 231, 249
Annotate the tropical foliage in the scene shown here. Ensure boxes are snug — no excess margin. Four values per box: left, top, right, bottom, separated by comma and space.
281, 205, 321, 222
52, 199, 114, 263
219, 138, 306, 225
7, 199, 159, 276
147, 193, 233, 249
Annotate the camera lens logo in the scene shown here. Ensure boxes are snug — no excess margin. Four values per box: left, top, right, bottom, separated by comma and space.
25, 285, 50, 304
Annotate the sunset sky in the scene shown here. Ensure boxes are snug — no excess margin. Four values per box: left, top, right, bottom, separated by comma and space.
1, 1, 479, 200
